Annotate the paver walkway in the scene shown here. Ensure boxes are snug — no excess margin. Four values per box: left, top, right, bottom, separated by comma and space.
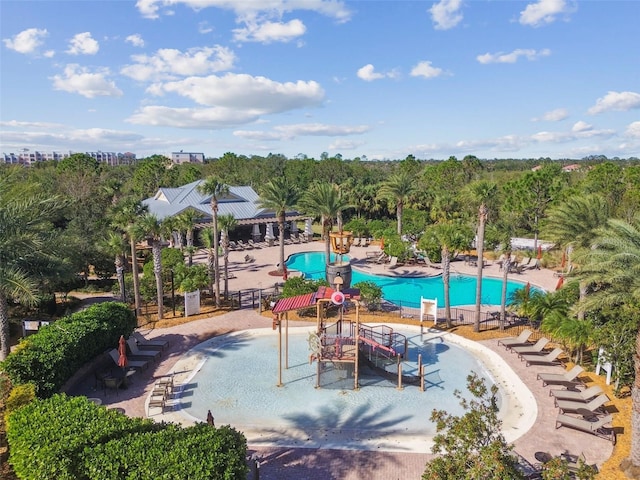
68, 241, 613, 479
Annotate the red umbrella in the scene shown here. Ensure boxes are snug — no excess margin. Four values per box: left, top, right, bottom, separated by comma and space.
117, 335, 128, 368
561, 250, 567, 268
556, 276, 564, 290
282, 265, 288, 281
380, 237, 385, 251
537, 245, 543, 259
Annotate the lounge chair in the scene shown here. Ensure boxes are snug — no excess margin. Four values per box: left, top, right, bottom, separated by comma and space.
231, 240, 244, 250
537, 365, 584, 387
132, 331, 169, 351
238, 239, 252, 249
555, 413, 616, 444
109, 349, 149, 371
366, 252, 387, 264
387, 256, 399, 269
497, 329, 532, 350
511, 337, 550, 355
556, 394, 610, 415
550, 385, 604, 403
520, 347, 563, 366
247, 239, 261, 249
127, 337, 161, 362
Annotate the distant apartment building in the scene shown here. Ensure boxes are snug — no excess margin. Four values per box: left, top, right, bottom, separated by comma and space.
2, 150, 137, 166
171, 151, 205, 164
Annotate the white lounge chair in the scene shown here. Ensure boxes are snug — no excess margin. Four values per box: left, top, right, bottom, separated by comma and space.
550, 385, 603, 403
511, 337, 550, 355
497, 329, 532, 350
537, 365, 584, 387
556, 394, 610, 415
520, 347, 563, 366
555, 413, 616, 444
387, 256, 399, 269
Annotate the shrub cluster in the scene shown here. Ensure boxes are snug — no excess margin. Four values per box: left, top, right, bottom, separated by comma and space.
1, 302, 136, 397
7, 394, 248, 480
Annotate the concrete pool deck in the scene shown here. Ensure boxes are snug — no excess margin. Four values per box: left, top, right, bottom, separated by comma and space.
68, 240, 614, 479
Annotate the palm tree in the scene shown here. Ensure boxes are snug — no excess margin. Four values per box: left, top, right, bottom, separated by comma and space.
198, 177, 229, 307
378, 171, 416, 235
299, 182, 350, 266
102, 231, 128, 302
199, 227, 217, 303
543, 194, 610, 320
136, 213, 168, 320
0, 173, 67, 360
175, 208, 201, 266
258, 177, 300, 273
462, 181, 498, 332
218, 213, 237, 299
420, 222, 472, 328
111, 199, 148, 316
574, 216, 640, 471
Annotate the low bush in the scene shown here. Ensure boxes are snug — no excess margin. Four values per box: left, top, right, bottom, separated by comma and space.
7, 394, 248, 480
1, 302, 136, 397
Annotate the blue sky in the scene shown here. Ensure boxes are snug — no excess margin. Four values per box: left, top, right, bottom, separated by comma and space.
1, 0, 639, 160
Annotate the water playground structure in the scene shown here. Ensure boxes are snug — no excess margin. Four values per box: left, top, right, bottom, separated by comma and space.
271, 229, 432, 391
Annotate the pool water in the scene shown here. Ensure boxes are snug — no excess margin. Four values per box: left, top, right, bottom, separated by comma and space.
286, 252, 529, 308
181, 326, 499, 451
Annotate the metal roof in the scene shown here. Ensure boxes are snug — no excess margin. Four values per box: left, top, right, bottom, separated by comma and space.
143, 180, 301, 223
272, 292, 317, 314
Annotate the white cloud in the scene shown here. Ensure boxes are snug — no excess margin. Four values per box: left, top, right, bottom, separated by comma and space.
127, 105, 261, 128
121, 46, 236, 82
198, 22, 213, 34
328, 139, 365, 151
149, 73, 323, 109
357, 64, 398, 81
66, 32, 99, 55
410, 61, 445, 79
235, 123, 370, 141
588, 91, 640, 115
477, 48, 550, 64
3, 28, 48, 54
625, 121, 640, 138
43, 50, 55, 58
233, 19, 306, 43
535, 108, 568, 122
125, 34, 145, 47
571, 121, 592, 132
429, 0, 463, 30
519, 0, 573, 27
136, 0, 352, 24
51, 64, 123, 98
1, 120, 66, 129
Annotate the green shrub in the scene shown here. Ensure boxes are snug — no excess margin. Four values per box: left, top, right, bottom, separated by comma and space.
354, 281, 382, 310
4, 383, 36, 423
7, 394, 248, 480
1, 302, 136, 397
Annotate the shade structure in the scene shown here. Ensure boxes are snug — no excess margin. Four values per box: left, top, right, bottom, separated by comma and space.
117, 335, 128, 368
264, 222, 275, 241
556, 276, 564, 290
304, 218, 313, 235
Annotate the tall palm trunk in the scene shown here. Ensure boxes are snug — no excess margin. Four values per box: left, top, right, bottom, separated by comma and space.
323, 216, 332, 266
115, 254, 125, 302
212, 202, 220, 307
396, 202, 403, 235
278, 213, 286, 272
442, 246, 452, 328
500, 251, 512, 330
152, 239, 164, 320
130, 236, 142, 316
474, 204, 487, 332
631, 329, 640, 467
223, 233, 230, 299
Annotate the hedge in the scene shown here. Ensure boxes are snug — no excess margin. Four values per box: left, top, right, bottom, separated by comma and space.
1, 302, 137, 397
7, 394, 248, 480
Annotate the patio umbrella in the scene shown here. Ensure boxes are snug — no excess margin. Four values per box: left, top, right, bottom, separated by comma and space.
556, 276, 564, 290
380, 236, 385, 251
537, 245, 543, 260
561, 249, 567, 268
117, 335, 128, 368
265, 222, 275, 241
252, 223, 261, 241
291, 221, 298, 234
304, 218, 313, 236
206, 410, 215, 426
282, 265, 288, 281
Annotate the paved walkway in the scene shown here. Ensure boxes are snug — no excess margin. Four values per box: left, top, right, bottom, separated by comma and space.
68, 241, 613, 479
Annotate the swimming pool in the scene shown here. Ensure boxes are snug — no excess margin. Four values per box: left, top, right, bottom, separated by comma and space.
286, 252, 530, 308
179, 325, 535, 452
